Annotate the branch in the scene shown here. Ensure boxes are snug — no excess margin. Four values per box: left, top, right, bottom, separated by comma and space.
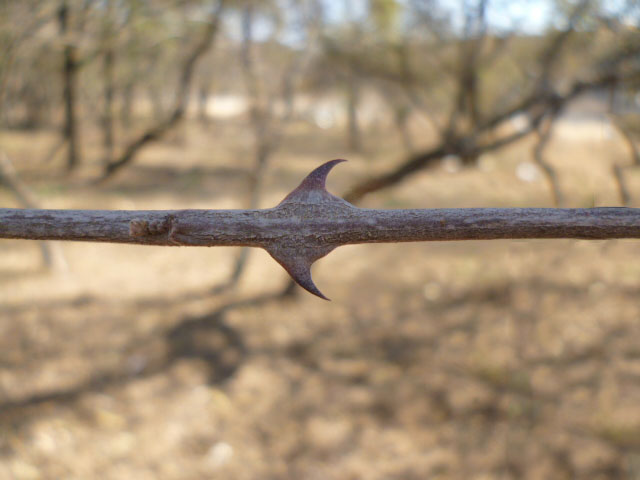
343, 68, 630, 204
2, 161, 640, 299
608, 84, 640, 205
532, 112, 564, 207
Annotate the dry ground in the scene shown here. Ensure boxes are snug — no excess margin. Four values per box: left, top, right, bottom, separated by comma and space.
1, 115, 640, 479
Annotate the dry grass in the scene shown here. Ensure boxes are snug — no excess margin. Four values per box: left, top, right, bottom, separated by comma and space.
1, 115, 640, 479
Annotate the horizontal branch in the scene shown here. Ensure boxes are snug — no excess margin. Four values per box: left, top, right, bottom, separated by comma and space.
2, 206, 639, 245
2, 160, 639, 298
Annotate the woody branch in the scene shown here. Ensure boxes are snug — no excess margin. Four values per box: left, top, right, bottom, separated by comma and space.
2, 206, 639, 246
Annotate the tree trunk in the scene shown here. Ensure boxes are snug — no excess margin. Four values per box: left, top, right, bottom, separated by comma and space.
58, 0, 80, 171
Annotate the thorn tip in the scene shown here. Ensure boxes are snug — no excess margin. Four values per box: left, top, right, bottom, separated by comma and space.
266, 246, 333, 300
278, 159, 347, 206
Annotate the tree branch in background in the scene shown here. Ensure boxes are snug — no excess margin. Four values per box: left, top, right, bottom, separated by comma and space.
2, 161, 640, 300
99, 0, 226, 181
100, 0, 116, 167
344, 65, 635, 204
445, 0, 487, 141
532, 111, 563, 207
608, 84, 640, 206
338, 0, 640, 207
58, 0, 80, 171
0, 152, 67, 271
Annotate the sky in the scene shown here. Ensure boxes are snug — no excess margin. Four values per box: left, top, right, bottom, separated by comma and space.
322, 0, 556, 35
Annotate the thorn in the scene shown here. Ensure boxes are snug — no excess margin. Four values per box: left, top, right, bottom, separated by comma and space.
268, 160, 348, 299
283, 260, 330, 301
266, 247, 334, 301
278, 159, 347, 205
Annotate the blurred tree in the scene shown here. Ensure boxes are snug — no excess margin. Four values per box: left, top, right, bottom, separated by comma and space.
341, 0, 640, 204
368, 0, 417, 152
99, 0, 116, 167
100, 0, 226, 180
369, 0, 400, 37
58, 0, 81, 171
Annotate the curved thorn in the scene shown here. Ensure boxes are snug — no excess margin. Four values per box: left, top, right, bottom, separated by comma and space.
298, 159, 347, 190
285, 262, 330, 301
278, 159, 347, 205
266, 248, 331, 300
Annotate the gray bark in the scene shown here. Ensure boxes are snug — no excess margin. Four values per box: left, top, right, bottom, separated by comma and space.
2, 206, 639, 245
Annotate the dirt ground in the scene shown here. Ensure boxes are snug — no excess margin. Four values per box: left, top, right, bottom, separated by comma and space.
1, 117, 640, 479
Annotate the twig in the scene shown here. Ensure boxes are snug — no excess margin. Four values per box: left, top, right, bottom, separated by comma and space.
2, 160, 639, 299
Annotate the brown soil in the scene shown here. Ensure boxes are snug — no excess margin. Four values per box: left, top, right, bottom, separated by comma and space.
1, 118, 639, 479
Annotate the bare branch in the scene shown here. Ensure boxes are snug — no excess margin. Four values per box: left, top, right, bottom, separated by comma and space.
532, 112, 564, 207
99, 0, 225, 181
608, 84, 639, 205
58, 0, 81, 171
2, 160, 639, 299
343, 68, 629, 204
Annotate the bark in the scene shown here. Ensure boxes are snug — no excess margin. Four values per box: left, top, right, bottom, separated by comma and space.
2, 160, 639, 298
3, 206, 637, 245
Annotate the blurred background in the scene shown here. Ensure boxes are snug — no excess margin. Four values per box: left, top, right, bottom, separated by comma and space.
1, 0, 640, 478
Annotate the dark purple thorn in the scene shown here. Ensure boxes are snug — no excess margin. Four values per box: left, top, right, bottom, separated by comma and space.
266, 247, 332, 300
278, 159, 347, 205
